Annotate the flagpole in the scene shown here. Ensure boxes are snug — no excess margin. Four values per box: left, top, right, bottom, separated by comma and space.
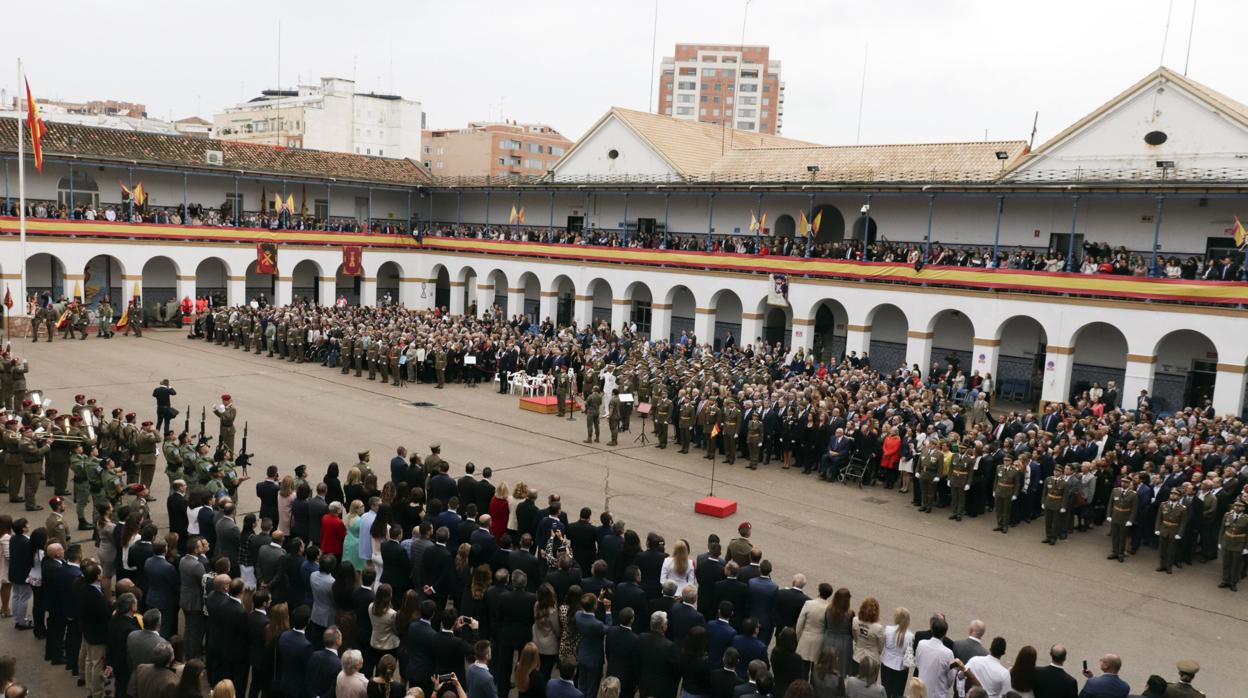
16, 59, 27, 323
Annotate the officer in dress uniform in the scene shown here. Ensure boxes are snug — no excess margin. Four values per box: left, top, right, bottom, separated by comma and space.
583, 385, 602, 444
97, 298, 114, 338
216, 395, 237, 455
917, 440, 942, 513
703, 399, 721, 462
1167, 660, 1205, 697
69, 443, 99, 530
721, 400, 741, 465
555, 367, 572, 418
678, 395, 694, 454
163, 431, 186, 486
1041, 470, 1071, 545
434, 348, 447, 388
746, 410, 764, 470
617, 376, 632, 432
653, 394, 672, 450
948, 443, 974, 521
1155, 488, 1189, 574
1106, 477, 1138, 562
993, 458, 1023, 534
606, 390, 621, 447
135, 421, 161, 498
1217, 499, 1248, 591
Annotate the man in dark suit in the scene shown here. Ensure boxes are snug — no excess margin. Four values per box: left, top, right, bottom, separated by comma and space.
106, 593, 141, 698
469, 521, 498, 569
421, 528, 455, 608
509, 534, 544, 591
307, 484, 329, 547
711, 647, 744, 698
474, 467, 496, 517
566, 507, 598, 574
714, 563, 750, 629
166, 482, 190, 554
306, 626, 343, 698
634, 533, 667, 598
276, 606, 314, 698
599, 521, 626, 581
380, 525, 412, 595
544, 553, 582, 601
1033, 644, 1079, 698
736, 550, 762, 584
730, 619, 767, 679
637, 611, 681, 698
433, 607, 479, 684
457, 463, 479, 508
246, 590, 273, 698
41, 542, 67, 665
581, 560, 615, 597
215, 501, 242, 577
695, 537, 726, 620
745, 561, 778, 645
8, 519, 33, 630
605, 608, 640, 698
144, 540, 180, 638
952, 619, 989, 666
772, 575, 809, 635
126, 609, 165, 697
613, 566, 648, 625
256, 466, 281, 526
705, 602, 737, 672
405, 600, 439, 697
54, 544, 85, 677
205, 574, 232, 684
219, 579, 251, 696
669, 587, 705, 645
821, 427, 851, 481
134, 642, 179, 698
489, 569, 534, 695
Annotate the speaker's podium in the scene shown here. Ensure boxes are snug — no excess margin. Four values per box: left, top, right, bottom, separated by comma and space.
695, 495, 737, 518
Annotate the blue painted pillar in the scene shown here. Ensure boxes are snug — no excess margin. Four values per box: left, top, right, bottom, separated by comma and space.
805, 193, 814, 258
923, 194, 935, 261
1065, 195, 1080, 272
622, 192, 630, 246
861, 194, 872, 260
663, 193, 670, 248
183, 172, 189, 226
992, 195, 1004, 266
548, 190, 555, 242
1150, 195, 1165, 276
706, 192, 716, 248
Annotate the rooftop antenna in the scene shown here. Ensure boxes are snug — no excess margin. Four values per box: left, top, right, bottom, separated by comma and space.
1183, 0, 1198, 75
727, 0, 753, 152
647, 0, 659, 112
276, 19, 282, 89
1159, 0, 1174, 66
854, 42, 869, 145
1028, 111, 1039, 150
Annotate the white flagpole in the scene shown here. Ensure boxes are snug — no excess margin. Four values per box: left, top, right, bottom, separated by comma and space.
16, 58, 26, 317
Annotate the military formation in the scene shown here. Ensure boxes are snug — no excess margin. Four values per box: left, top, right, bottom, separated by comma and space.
185, 300, 1248, 593
27, 295, 129, 342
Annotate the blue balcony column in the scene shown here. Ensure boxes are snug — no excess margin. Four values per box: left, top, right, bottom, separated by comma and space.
706, 192, 716, 248
182, 172, 189, 226
485, 191, 491, 228
923, 194, 935, 261
992, 195, 1004, 266
1150, 195, 1166, 276
755, 192, 763, 251
1065, 195, 1080, 272
67, 163, 74, 213
662, 192, 670, 248
456, 191, 462, 228
622, 192, 630, 245
406, 190, 412, 231
547, 191, 555, 242
367, 187, 373, 232
804, 193, 815, 258
861, 194, 872, 260
128, 167, 135, 221
4, 159, 9, 211
233, 177, 240, 227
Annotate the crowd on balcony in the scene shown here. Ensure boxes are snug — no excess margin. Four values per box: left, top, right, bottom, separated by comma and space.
0, 199, 414, 235
425, 223, 1248, 281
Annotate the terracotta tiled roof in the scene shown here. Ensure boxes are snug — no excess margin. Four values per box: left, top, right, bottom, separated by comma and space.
0, 118, 429, 186
607, 107, 816, 177
707, 140, 1029, 183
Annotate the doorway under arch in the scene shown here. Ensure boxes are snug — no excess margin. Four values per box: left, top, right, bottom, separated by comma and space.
195, 258, 228, 305
26, 253, 66, 302
866, 303, 909, 370
773, 214, 796, 238
763, 306, 791, 350
810, 204, 845, 243
141, 256, 179, 306
667, 285, 696, 343
1071, 322, 1128, 405
811, 299, 848, 363
377, 262, 401, 306
336, 265, 361, 305
1154, 329, 1218, 412
84, 254, 125, 308
246, 260, 276, 304
292, 260, 322, 304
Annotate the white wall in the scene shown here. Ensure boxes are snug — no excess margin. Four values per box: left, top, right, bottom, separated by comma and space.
554, 116, 680, 181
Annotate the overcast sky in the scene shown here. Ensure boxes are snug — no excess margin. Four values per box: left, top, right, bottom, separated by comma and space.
5, 0, 1245, 147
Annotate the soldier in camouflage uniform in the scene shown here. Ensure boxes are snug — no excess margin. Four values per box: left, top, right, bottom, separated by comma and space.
583, 385, 602, 444
69, 442, 101, 530
653, 393, 672, 449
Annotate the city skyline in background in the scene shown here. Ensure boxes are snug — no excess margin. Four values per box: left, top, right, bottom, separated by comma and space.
2, 0, 1242, 149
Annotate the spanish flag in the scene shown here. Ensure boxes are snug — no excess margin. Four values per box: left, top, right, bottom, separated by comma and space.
285, 193, 296, 215
509, 205, 519, 225
273, 192, 283, 213
115, 305, 129, 331
749, 211, 758, 233
758, 211, 768, 233
1235, 216, 1247, 247
710, 422, 721, 439
56, 310, 69, 330
517, 206, 526, 225
24, 78, 46, 174
132, 183, 146, 207
799, 210, 811, 237
811, 210, 823, 235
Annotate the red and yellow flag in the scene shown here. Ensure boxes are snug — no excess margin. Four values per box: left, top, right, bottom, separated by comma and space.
24, 78, 47, 174
749, 210, 758, 233
799, 210, 811, 237
132, 183, 147, 207
3, 286, 12, 311
55, 310, 69, 330
509, 205, 519, 225
759, 211, 768, 233
710, 422, 721, 439
1234, 216, 1247, 247
517, 206, 526, 225
811, 210, 823, 235
115, 305, 129, 331
342, 245, 363, 276
285, 193, 296, 215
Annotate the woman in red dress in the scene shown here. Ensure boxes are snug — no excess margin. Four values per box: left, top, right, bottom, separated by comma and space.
880, 426, 902, 489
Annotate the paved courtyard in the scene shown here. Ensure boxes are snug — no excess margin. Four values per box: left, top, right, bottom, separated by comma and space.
2, 329, 1240, 696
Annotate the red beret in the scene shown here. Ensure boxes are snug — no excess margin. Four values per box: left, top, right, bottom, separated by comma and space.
48, 496, 62, 507
21, 400, 31, 407
221, 394, 231, 402
74, 394, 85, 401
45, 409, 57, 416
141, 421, 153, 427
125, 412, 136, 419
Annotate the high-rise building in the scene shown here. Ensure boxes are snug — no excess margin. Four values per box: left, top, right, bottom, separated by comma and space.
421, 121, 572, 179
657, 43, 784, 134
213, 77, 425, 160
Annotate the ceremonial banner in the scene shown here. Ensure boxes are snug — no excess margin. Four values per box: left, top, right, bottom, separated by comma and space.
24, 79, 46, 173
256, 243, 278, 274
767, 273, 789, 306
799, 210, 811, 238
342, 245, 363, 277
115, 305, 130, 331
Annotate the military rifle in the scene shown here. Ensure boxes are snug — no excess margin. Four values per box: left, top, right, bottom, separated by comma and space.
235, 421, 253, 475
196, 406, 212, 449
183, 405, 190, 437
